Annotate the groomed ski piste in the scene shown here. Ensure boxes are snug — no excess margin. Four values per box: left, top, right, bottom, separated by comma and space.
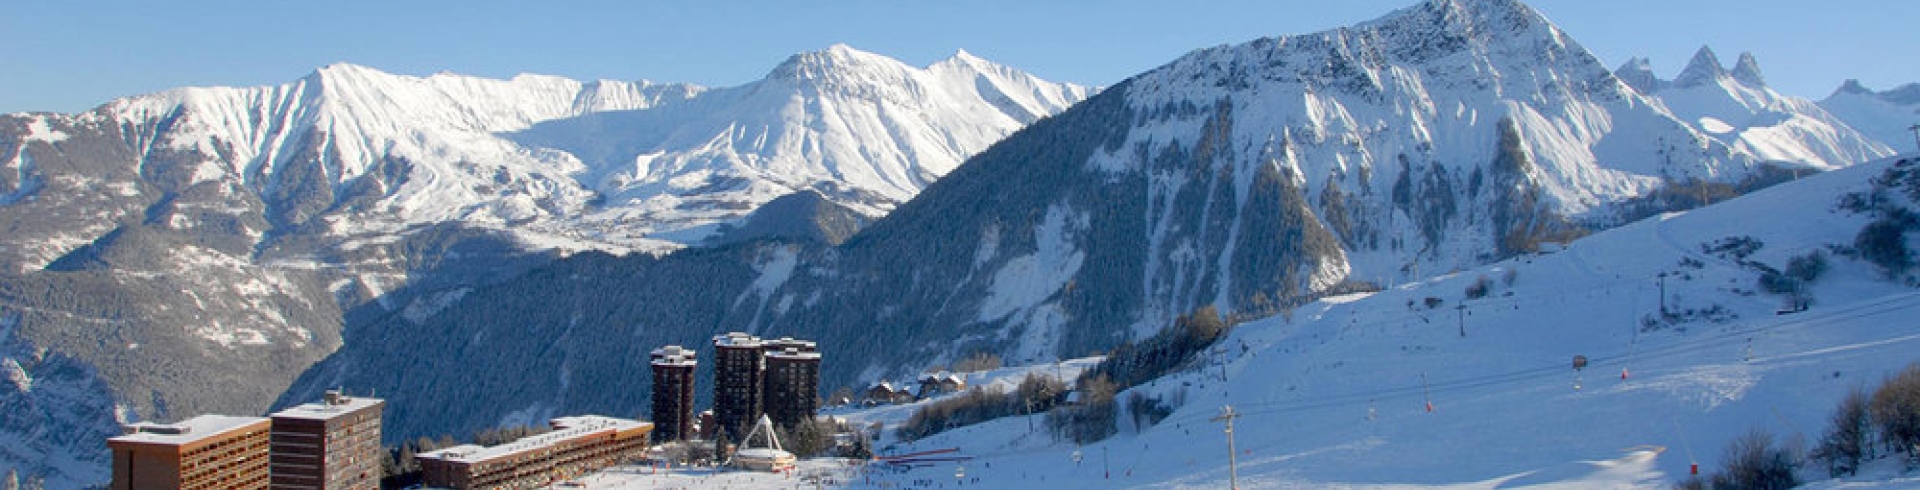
552, 155, 1920, 489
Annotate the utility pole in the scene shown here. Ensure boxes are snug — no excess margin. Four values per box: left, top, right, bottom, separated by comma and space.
1455, 304, 1467, 338
1908, 124, 1920, 154
1025, 398, 1034, 433
1657, 272, 1668, 317
1211, 405, 1242, 490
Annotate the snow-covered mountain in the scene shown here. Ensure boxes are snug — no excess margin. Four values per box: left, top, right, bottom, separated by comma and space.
511, 45, 1093, 241
281, 0, 1890, 452
0, 49, 1087, 488
1821, 79, 1920, 153
836, 152, 1920, 490
1615, 47, 1893, 168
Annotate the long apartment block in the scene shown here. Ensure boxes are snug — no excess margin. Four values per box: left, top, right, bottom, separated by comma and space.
416, 415, 653, 490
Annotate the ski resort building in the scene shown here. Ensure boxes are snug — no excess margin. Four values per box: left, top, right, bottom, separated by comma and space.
917, 372, 966, 398
415, 415, 652, 490
649, 345, 698, 442
108, 415, 273, 490
862, 382, 913, 406
762, 339, 821, 428
712, 332, 767, 442
710, 333, 824, 440
268, 391, 385, 490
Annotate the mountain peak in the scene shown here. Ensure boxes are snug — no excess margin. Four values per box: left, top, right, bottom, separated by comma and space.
1673, 46, 1728, 87
1833, 79, 1875, 97
1732, 52, 1766, 87
940, 48, 1001, 71
1398, 0, 1547, 38
1824, 79, 1920, 104
1613, 57, 1663, 93
306, 62, 385, 81
765, 44, 909, 82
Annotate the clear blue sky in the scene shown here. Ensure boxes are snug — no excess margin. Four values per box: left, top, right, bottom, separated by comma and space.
4, 0, 1916, 114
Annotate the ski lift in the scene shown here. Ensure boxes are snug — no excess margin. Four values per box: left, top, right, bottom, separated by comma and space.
1572, 355, 1589, 390
1571, 355, 1589, 371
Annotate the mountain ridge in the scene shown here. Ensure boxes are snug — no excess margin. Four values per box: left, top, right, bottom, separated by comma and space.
279, 0, 1891, 451
1613, 46, 1892, 169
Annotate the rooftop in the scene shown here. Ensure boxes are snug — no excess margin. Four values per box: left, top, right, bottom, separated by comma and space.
763, 337, 817, 351
416, 415, 651, 464
109, 415, 267, 446
270, 394, 385, 421
651, 345, 698, 367
714, 332, 763, 348
765, 347, 821, 360
651, 345, 695, 358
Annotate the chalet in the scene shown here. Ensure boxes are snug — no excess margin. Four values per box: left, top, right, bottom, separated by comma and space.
862, 382, 912, 406
916, 372, 966, 398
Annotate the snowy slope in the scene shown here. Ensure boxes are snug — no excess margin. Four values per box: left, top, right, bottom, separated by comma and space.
733, 154, 1920, 489
1620, 48, 1893, 169
892, 154, 1920, 488
545, 156, 1920, 489
1822, 80, 1920, 154
509, 44, 1093, 241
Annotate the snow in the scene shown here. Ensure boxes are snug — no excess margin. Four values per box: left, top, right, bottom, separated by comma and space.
269, 395, 384, 421
1821, 81, 1920, 153
733, 245, 802, 331
556, 155, 1918, 489
22, 117, 68, 143
1, 357, 29, 392
509, 44, 1093, 240
110, 415, 266, 446
1631, 48, 1893, 169
56, 47, 1086, 260
401, 288, 472, 325
979, 205, 1087, 323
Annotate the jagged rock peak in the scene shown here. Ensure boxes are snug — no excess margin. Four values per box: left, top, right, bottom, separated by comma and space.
1732, 52, 1766, 87
1614, 57, 1664, 93
1833, 79, 1876, 97
1673, 46, 1728, 87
